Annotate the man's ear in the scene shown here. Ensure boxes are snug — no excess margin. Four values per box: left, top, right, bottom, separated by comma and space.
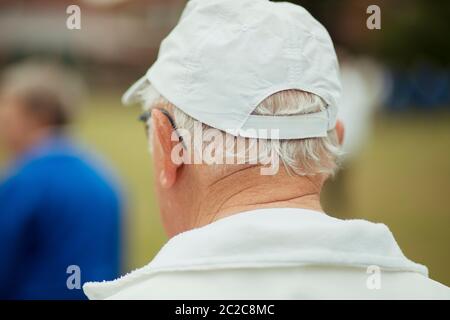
152, 108, 182, 189
335, 120, 345, 146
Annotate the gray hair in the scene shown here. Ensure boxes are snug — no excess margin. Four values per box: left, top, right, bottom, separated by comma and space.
138, 83, 341, 176
0, 60, 85, 127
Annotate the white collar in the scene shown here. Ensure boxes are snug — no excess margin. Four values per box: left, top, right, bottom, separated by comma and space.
84, 208, 427, 299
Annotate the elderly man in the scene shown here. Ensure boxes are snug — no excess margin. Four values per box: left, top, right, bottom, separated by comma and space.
0, 61, 122, 299
84, 0, 449, 299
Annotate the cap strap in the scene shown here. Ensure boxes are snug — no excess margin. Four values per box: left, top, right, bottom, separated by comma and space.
238, 105, 337, 139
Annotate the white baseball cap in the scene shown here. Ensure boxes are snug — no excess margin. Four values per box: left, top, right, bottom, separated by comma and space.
123, 0, 341, 139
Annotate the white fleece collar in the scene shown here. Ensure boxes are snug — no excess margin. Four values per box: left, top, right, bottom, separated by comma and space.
84, 208, 428, 299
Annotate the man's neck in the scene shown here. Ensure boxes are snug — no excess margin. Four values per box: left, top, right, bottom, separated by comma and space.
190, 165, 325, 229
13, 127, 54, 160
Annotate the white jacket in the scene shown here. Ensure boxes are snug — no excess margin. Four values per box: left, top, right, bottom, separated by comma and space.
83, 208, 450, 300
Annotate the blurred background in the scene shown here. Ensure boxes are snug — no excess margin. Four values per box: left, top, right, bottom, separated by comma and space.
0, 0, 449, 291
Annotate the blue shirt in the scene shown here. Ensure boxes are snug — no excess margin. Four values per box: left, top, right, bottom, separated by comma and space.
0, 134, 122, 299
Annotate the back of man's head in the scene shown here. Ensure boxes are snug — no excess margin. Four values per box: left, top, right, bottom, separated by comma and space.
0, 60, 85, 128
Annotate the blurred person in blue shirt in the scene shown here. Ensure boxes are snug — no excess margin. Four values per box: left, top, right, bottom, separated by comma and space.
0, 61, 122, 300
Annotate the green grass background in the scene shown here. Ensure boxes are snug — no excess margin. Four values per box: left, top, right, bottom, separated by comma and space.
2, 93, 449, 286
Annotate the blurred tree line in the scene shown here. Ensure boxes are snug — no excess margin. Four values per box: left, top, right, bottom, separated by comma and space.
276, 0, 450, 68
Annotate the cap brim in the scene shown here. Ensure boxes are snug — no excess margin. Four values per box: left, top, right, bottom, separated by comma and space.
121, 75, 148, 106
